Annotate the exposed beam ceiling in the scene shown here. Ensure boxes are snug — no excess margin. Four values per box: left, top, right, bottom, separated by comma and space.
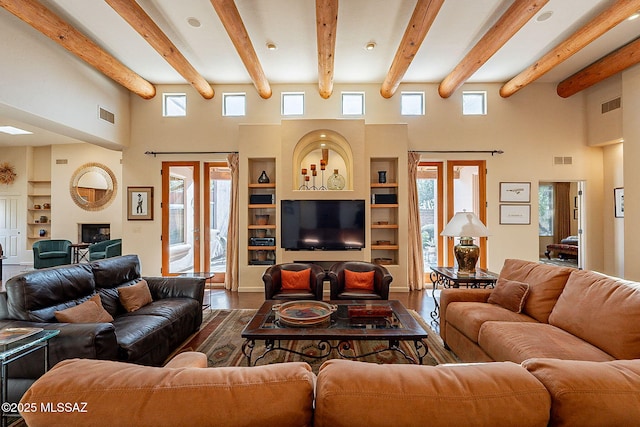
0, 0, 156, 99
380, 0, 444, 99
500, 0, 640, 97
210, 0, 271, 99
438, 0, 548, 99
105, 0, 213, 99
558, 36, 640, 98
316, 0, 338, 99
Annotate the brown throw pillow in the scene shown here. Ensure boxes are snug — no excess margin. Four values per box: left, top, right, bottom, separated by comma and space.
487, 277, 530, 313
281, 269, 312, 291
54, 295, 114, 323
118, 279, 153, 312
344, 269, 375, 291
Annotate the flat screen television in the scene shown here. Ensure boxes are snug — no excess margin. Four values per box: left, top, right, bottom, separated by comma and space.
281, 199, 365, 250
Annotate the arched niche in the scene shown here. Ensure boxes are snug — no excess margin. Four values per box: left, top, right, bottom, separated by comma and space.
292, 129, 353, 191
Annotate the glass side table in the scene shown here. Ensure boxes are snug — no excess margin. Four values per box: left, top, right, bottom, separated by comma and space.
0, 329, 60, 427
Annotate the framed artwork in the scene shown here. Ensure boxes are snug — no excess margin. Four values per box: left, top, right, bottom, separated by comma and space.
127, 187, 153, 220
614, 187, 624, 218
500, 204, 531, 225
499, 182, 531, 203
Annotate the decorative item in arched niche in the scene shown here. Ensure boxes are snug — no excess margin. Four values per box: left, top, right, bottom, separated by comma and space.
292, 129, 353, 191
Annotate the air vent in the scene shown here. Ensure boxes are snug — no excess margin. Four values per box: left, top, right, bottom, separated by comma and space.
553, 156, 573, 165
601, 97, 621, 114
98, 106, 115, 124
56, 159, 68, 164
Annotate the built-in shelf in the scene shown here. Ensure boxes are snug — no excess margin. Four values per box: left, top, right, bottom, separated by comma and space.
370, 158, 399, 265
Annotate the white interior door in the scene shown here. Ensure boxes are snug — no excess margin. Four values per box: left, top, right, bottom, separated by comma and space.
0, 196, 20, 263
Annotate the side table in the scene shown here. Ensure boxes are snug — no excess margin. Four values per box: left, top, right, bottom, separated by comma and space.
70, 243, 90, 264
0, 328, 60, 426
429, 266, 498, 322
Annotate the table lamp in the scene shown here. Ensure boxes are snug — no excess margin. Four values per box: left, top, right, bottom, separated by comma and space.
441, 211, 490, 276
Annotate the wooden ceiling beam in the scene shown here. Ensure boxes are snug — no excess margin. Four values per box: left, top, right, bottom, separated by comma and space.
557, 36, 640, 98
210, 0, 271, 99
0, 0, 156, 99
380, 0, 444, 99
438, 0, 548, 99
105, 0, 213, 99
316, 0, 338, 99
500, 0, 640, 98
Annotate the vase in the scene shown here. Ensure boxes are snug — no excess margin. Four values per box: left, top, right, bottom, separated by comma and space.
327, 169, 345, 190
378, 170, 387, 183
258, 170, 270, 184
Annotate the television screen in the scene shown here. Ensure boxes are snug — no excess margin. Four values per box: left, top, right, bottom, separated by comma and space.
281, 200, 365, 250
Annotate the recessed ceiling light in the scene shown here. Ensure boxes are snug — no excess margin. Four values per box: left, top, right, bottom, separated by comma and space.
320, 134, 326, 138
320, 143, 326, 147
364, 42, 376, 51
0, 126, 33, 135
266, 42, 277, 51
628, 12, 640, 21
537, 11, 553, 22
187, 17, 201, 28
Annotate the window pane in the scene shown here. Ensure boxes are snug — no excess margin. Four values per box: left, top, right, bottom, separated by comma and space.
401, 92, 424, 115
282, 93, 304, 115
539, 184, 554, 236
342, 93, 364, 115
223, 94, 246, 116
417, 165, 438, 270
169, 176, 185, 244
462, 92, 486, 115
209, 166, 231, 273
163, 94, 186, 117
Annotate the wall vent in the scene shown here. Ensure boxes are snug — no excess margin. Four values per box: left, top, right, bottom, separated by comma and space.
56, 159, 68, 164
554, 156, 573, 165
98, 106, 115, 124
601, 97, 621, 114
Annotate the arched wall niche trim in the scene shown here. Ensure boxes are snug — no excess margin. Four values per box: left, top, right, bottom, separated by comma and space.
292, 129, 353, 191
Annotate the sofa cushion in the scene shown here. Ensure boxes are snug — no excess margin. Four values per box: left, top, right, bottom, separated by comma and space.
54, 295, 114, 323
118, 279, 153, 312
281, 268, 311, 291
549, 269, 640, 360
478, 322, 615, 363
314, 359, 550, 427
498, 259, 573, 323
446, 302, 538, 344
487, 277, 529, 313
344, 269, 375, 291
112, 314, 173, 364
20, 358, 315, 427
523, 358, 640, 427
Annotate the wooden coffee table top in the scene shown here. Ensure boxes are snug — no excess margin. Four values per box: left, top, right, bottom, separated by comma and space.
241, 300, 428, 341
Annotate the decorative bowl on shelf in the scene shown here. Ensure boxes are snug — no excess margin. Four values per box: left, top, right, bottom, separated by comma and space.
33, 204, 41, 210
255, 214, 270, 225
374, 258, 393, 265
43, 203, 51, 209
376, 240, 391, 245
376, 221, 389, 225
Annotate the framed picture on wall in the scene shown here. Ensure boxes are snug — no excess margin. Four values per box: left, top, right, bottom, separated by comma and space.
127, 187, 153, 220
499, 182, 531, 203
614, 187, 624, 218
500, 204, 531, 225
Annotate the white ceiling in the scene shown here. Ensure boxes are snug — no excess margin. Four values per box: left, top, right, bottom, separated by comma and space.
2, 0, 639, 147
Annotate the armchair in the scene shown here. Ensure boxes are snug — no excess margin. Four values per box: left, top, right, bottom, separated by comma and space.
88, 239, 122, 261
327, 261, 392, 300
32, 240, 72, 269
263, 263, 326, 300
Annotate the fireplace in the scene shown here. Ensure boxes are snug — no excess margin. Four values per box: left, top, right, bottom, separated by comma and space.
79, 224, 110, 243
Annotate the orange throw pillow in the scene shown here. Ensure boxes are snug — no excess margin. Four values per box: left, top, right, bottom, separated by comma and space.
345, 269, 375, 291
118, 279, 153, 312
281, 269, 312, 291
54, 294, 114, 323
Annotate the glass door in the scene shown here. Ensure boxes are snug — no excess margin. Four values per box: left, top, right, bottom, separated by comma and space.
204, 162, 231, 283
417, 162, 444, 275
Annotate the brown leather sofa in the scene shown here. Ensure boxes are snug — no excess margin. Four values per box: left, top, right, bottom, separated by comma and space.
440, 258, 640, 363
20, 354, 640, 426
0, 254, 204, 403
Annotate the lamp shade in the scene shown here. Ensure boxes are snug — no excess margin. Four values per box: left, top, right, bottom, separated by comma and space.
441, 212, 490, 237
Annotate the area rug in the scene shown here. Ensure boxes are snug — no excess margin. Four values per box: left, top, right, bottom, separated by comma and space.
175, 308, 459, 371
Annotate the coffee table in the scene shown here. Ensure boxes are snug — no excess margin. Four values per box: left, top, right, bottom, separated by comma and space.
241, 300, 429, 366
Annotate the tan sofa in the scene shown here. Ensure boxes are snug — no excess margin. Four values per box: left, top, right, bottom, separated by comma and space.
440, 258, 640, 363
19, 354, 640, 426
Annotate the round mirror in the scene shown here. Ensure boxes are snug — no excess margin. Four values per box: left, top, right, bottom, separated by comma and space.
70, 163, 117, 211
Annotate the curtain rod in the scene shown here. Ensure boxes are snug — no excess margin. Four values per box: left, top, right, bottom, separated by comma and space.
413, 150, 504, 156
145, 151, 238, 157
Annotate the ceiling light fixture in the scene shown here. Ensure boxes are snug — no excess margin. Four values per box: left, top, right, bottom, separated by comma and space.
628, 12, 640, 20
0, 126, 33, 135
266, 42, 277, 51
187, 17, 201, 28
536, 11, 553, 22
364, 42, 376, 51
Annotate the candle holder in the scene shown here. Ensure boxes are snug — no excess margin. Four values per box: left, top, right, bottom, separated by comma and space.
311, 170, 318, 190
319, 161, 327, 190
299, 168, 309, 190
